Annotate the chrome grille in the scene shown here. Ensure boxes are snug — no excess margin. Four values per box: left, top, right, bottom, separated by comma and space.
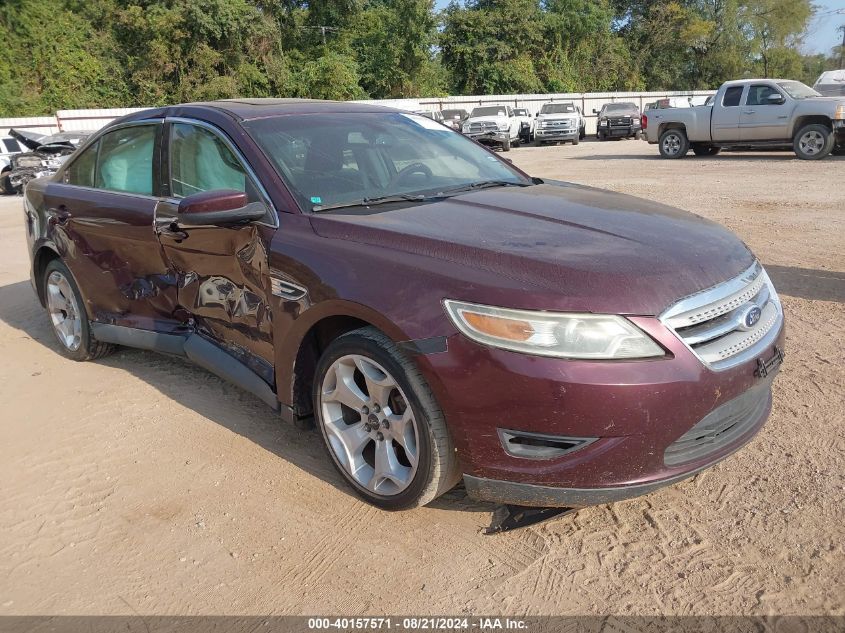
609, 117, 632, 126
468, 121, 497, 133
540, 119, 575, 129
660, 262, 783, 370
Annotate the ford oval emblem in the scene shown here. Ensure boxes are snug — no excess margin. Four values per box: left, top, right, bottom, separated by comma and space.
744, 306, 762, 329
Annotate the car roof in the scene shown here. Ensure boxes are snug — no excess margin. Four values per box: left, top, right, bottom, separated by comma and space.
182, 98, 398, 120
721, 78, 790, 86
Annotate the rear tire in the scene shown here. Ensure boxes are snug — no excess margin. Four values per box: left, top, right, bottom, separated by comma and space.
42, 259, 116, 361
313, 327, 461, 510
658, 128, 689, 158
793, 124, 834, 160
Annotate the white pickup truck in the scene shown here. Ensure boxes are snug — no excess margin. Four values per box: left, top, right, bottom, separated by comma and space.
644, 78, 845, 160
462, 105, 522, 151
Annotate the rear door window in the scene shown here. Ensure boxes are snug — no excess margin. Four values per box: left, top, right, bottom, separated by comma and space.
65, 141, 99, 188
722, 86, 744, 107
95, 125, 156, 195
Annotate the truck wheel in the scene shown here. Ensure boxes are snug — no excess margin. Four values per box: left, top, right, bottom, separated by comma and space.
597, 132, 606, 141
533, 138, 542, 147
793, 124, 834, 160
313, 327, 461, 510
572, 137, 579, 145
658, 129, 689, 158
692, 144, 721, 157
502, 137, 511, 152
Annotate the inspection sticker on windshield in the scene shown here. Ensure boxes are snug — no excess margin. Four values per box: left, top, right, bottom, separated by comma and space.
310, 196, 322, 204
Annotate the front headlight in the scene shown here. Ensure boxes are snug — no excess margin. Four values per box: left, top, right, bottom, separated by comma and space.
633, 118, 641, 125
497, 122, 509, 131
462, 125, 470, 133
444, 300, 664, 359
599, 119, 608, 126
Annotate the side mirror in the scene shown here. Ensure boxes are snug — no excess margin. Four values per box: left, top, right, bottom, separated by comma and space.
592, 109, 599, 114
767, 93, 785, 105
177, 189, 266, 226
535, 112, 539, 117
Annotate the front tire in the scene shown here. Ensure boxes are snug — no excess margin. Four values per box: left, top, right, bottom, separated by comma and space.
502, 137, 511, 152
313, 327, 460, 510
793, 124, 834, 160
658, 128, 689, 158
42, 259, 115, 361
572, 137, 579, 145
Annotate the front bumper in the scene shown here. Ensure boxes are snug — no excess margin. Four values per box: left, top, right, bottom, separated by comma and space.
599, 125, 642, 137
535, 129, 578, 141
415, 315, 785, 507
463, 375, 773, 507
465, 131, 509, 145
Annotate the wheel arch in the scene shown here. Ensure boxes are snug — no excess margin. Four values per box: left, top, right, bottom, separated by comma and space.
658, 122, 687, 138
32, 244, 62, 306
277, 300, 412, 419
791, 115, 832, 137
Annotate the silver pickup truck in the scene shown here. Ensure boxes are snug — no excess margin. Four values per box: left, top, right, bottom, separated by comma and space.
644, 78, 845, 160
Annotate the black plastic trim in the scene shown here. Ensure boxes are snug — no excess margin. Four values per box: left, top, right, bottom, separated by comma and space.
91, 323, 187, 356
397, 336, 448, 356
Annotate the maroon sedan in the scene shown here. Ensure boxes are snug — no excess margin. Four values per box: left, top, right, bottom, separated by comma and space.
22, 99, 785, 511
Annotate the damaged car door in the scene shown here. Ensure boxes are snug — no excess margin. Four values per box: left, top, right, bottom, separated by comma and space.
154, 118, 277, 385
45, 120, 182, 331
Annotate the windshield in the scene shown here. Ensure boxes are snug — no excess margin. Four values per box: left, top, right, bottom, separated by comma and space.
442, 110, 467, 120
513, 109, 528, 116
603, 103, 637, 114
777, 81, 820, 99
540, 103, 576, 114
244, 112, 528, 211
471, 106, 507, 117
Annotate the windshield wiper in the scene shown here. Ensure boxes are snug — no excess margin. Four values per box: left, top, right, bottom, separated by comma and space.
312, 193, 432, 212
435, 179, 533, 196
311, 180, 537, 212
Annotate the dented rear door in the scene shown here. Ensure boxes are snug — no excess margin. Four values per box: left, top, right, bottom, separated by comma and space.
45, 119, 183, 332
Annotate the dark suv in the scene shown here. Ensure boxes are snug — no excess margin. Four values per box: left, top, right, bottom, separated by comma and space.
594, 102, 642, 140
23, 99, 784, 511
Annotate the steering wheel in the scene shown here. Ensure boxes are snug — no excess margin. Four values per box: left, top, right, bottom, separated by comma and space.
389, 162, 433, 188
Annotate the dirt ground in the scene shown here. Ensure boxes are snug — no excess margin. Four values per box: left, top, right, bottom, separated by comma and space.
0, 139, 842, 617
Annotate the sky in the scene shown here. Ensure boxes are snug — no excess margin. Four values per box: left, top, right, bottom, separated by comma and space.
433, 0, 845, 58
806, 1, 845, 55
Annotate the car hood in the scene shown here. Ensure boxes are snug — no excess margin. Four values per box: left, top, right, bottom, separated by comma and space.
466, 115, 507, 125
310, 182, 755, 316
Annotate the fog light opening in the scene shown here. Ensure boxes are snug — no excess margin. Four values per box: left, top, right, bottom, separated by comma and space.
498, 429, 597, 460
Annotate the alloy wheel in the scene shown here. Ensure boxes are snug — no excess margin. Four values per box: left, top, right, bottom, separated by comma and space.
662, 133, 681, 156
46, 270, 82, 351
319, 354, 419, 496
799, 131, 824, 156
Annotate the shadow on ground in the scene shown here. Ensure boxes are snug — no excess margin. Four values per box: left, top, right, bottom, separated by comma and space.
765, 265, 845, 303
0, 279, 493, 515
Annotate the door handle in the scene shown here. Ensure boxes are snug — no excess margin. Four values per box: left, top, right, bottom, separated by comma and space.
742, 109, 755, 114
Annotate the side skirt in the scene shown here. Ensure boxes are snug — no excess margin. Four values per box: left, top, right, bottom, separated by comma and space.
91, 323, 282, 412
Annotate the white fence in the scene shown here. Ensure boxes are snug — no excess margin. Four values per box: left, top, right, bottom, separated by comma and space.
1, 90, 716, 137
